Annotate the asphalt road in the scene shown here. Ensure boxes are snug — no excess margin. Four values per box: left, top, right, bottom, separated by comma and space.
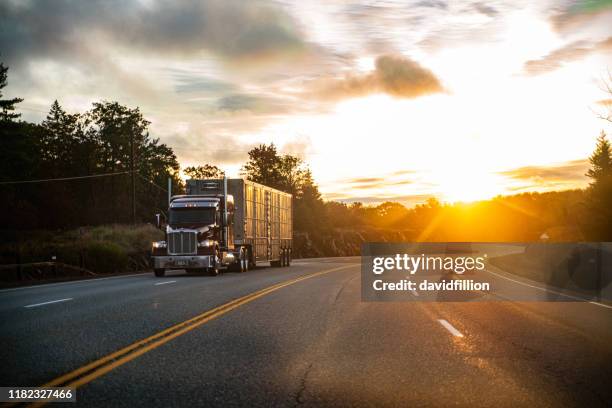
1, 257, 611, 407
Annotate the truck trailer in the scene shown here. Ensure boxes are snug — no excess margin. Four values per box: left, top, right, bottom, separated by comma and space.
151, 178, 292, 276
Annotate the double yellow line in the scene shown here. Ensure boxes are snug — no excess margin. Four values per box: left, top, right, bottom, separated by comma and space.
27, 264, 356, 406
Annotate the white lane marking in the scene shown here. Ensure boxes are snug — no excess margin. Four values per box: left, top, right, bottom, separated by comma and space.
24, 298, 73, 308
484, 267, 612, 310
438, 319, 464, 337
154, 280, 176, 286
0, 272, 149, 293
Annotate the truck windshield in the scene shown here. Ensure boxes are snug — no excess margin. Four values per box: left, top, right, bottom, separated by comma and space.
169, 208, 216, 227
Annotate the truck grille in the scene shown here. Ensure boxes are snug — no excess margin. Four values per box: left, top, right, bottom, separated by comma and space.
168, 231, 197, 255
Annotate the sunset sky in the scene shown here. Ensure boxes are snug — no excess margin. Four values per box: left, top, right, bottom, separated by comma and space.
2, 0, 612, 205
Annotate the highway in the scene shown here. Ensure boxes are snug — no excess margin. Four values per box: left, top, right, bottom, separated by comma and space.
1, 257, 611, 407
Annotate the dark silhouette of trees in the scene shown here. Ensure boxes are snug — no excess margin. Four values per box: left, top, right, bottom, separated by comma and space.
0, 63, 23, 122
241, 143, 314, 197
0, 84, 181, 228
242, 143, 327, 233
241, 144, 281, 186
184, 164, 225, 179
585, 131, 612, 239
587, 131, 612, 183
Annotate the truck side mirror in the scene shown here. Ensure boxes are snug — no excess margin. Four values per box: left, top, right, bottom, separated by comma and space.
155, 213, 162, 229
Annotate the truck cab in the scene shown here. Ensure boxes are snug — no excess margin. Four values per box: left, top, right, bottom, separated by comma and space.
151, 193, 244, 277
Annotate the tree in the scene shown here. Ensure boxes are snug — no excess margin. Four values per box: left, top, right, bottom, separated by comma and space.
242, 143, 327, 233
277, 154, 305, 196
586, 131, 612, 184
585, 131, 612, 240
184, 164, 225, 179
40, 101, 84, 171
241, 144, 284, 188
376, 202, 408, 228
0, 63, 23, 122
241, 143, 313, 197
2, 99, 182, 228
0, 120, 43, 229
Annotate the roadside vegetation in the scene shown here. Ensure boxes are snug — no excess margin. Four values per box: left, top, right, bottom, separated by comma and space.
0, 224, 162, 277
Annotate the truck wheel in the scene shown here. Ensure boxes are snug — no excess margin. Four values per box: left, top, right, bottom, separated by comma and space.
248, 248, 256, 270
270, 253, 281, 267
154, 268, 165, 277
281, 249, 287, 267
208, 249, 220, 276
239, 247, 248, 273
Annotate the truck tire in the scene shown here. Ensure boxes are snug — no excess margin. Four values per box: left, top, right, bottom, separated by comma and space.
208, 249, 220, 276
281, 249, 287, 267
248, 248, 256, 270
239, 247, 248, 273
270, 249, 281, 267
154, 268, 165, 277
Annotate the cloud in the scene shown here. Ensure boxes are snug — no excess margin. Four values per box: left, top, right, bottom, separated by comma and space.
165, 128, 255, 166
0, 0, 315, 122
328, 172, 416, 192
392, 170, 418, 176
280, 136, 313, 159
0, 0, 306, 67
415, 1, 512, 51
596, 98, 612, 106
550, 0, 612, 32
523, 37, 612, 75
472, 2, 498, 17
499, 159, 589, 184
172, 76, 236, 95
415, 1, 448, 10
215, 93, 292, 115
315, 55, 444, 100
349, 177, 386, 184
326, 193, 434, 207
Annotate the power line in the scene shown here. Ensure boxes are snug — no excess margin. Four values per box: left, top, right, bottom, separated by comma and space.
0, 171, 131, 185
138, 174, 168, 193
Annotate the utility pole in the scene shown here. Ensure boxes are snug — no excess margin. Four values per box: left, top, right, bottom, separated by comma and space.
168, 177, 172, 205
130, 132, 136, 225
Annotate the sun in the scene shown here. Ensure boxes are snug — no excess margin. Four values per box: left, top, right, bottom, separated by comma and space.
427, 148, 506, 203
434, 168, 504, 203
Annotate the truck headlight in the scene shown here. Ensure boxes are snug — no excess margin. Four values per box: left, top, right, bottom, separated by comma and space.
198, 239, 214, 247
152, 241, 167, 249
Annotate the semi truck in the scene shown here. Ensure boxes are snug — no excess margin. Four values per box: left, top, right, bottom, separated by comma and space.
151, 178, 292, 276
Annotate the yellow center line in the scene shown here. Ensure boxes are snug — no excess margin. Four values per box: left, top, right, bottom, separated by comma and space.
27, 263, 358, 407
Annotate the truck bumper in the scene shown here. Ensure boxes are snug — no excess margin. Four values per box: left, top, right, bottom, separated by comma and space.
152, 255, 212, 270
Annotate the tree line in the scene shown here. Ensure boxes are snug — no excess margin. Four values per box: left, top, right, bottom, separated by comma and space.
1, 61, 611, 241
0, 63, 180, 229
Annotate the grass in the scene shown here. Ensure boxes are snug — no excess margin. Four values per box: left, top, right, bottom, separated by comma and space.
0, 224, 163, 276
